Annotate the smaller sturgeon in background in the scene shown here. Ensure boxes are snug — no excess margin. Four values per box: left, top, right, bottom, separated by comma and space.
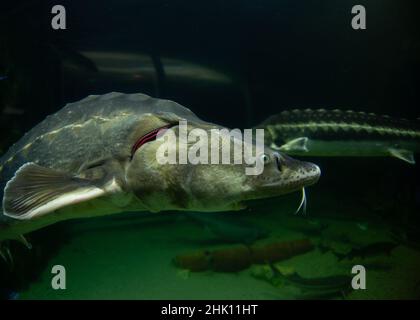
259, 109, 420, 164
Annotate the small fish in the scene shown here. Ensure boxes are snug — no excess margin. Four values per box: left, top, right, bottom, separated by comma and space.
267, 264, 352, 299
0, 75, 8, 81
334, 241, 398, 261
259, 109, 420, 164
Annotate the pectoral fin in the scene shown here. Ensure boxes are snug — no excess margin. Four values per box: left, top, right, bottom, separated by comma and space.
388, 148, 415, 164
276, 137, 309, 153
2, 163, 118, 220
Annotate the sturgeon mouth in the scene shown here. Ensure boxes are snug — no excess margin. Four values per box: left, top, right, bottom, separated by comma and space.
258, 162, 321, 197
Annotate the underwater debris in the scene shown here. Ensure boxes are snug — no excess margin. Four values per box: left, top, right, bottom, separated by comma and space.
174, 250, 212, 272
250, 239, 313, 264
251, 264, 352, 300
391, 228, 420, 252
333, 241, 398, 261
174, 238, 314, 272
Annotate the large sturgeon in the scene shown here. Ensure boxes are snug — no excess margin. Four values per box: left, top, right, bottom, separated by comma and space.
0, 92, 320, 246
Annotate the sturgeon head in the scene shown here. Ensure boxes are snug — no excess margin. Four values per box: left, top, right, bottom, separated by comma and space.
125, 120, 321, 212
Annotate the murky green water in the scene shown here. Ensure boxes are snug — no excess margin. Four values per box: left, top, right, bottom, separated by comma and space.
1, 0, 419, 300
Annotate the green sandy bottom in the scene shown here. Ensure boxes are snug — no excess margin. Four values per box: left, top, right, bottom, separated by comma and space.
19, 198, 420, 300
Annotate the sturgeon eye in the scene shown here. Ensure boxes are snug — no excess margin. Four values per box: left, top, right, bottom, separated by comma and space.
260, 153, 270, 164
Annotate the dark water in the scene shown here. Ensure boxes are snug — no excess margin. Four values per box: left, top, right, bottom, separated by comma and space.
0, 0, 419, 299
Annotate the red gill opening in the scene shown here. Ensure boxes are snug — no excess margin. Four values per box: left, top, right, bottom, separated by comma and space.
130, 124, 174, 159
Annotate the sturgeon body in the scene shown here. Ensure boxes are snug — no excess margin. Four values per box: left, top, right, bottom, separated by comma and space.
0, 93, 320, 245
260, 109, 420, 164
